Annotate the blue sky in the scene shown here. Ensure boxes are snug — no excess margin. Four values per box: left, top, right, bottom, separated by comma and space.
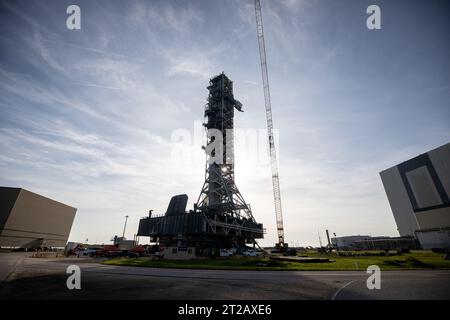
0, 0, 449, 246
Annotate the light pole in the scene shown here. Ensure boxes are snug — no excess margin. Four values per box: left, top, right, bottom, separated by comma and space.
122, 215, 129, 238
333, 232, 339, 252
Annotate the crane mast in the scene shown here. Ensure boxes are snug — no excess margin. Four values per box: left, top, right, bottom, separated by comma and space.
254, 0, 286, 248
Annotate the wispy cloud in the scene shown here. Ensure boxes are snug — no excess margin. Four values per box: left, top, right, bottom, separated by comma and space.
41, 39, 130, 59
167, 52, 214, 79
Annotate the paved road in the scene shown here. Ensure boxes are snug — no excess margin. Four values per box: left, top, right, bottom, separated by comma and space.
0, 253, 449, 300
0, 253, 24, 284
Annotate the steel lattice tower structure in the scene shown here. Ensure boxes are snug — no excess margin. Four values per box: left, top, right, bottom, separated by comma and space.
138, 73, 263, 250
195, 73, 260, 239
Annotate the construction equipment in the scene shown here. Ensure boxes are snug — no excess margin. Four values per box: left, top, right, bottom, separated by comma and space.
326, 229, 332, 253
254, 0, 289, 252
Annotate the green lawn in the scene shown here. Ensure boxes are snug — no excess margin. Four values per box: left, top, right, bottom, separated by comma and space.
102, 250, 450, 271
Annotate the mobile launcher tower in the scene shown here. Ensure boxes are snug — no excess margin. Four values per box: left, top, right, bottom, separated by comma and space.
138, 73, 264, 250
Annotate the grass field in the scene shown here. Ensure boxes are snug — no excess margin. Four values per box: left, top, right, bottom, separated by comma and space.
103, 250, 450, 271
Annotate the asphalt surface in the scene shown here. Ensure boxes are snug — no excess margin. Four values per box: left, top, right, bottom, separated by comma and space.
0, 252, 449, 300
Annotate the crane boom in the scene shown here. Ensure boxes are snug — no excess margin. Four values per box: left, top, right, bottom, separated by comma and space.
254, 0, 286, 247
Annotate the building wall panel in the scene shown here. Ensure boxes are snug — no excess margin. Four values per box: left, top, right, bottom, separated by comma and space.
380, 166, 420, 236
0, 188, 76, 248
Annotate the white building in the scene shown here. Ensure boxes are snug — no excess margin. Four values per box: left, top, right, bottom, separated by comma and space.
380, 142, 450, 249
331, 235, 371, 248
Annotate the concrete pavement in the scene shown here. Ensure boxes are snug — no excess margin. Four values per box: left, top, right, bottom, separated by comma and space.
0, 252, 449, 300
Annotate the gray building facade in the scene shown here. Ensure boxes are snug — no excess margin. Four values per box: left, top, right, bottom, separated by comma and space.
0, 187, 77, 248
380, 143, 450, 249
